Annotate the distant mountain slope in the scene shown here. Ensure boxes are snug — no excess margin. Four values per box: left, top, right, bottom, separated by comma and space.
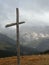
0, 33, 49, 57
37, 38, 49, 52
44, 50, 49, 54
40, 50, 49, 54
20, 45, 39, 55
0, 33, 39, 58
0, 33, 16, 50
0, 33, 16, 57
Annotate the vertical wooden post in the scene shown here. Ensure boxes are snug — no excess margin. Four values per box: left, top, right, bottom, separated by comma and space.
16, 8, 20, 65
5, 8, 25, 65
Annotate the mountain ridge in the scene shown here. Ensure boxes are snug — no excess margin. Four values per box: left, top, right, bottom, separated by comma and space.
0, 33, 39, 57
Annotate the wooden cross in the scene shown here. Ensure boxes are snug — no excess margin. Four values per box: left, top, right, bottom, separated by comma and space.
5, 8, 25, 65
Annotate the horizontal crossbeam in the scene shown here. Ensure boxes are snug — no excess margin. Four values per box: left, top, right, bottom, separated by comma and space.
5, 21, 25, 27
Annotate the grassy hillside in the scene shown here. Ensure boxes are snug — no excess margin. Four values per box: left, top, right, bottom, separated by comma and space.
0, 55, 49, 65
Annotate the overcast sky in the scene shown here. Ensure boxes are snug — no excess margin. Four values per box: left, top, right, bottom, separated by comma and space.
0, 0, 49, 34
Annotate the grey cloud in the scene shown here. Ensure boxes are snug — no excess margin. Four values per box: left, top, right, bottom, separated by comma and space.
0, 0, 18, 27
35, 0, 49, 11
0, 0, 49, 33
0, 0, 49, 25
19, 0, 49, 13
1, 0, 18, 8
